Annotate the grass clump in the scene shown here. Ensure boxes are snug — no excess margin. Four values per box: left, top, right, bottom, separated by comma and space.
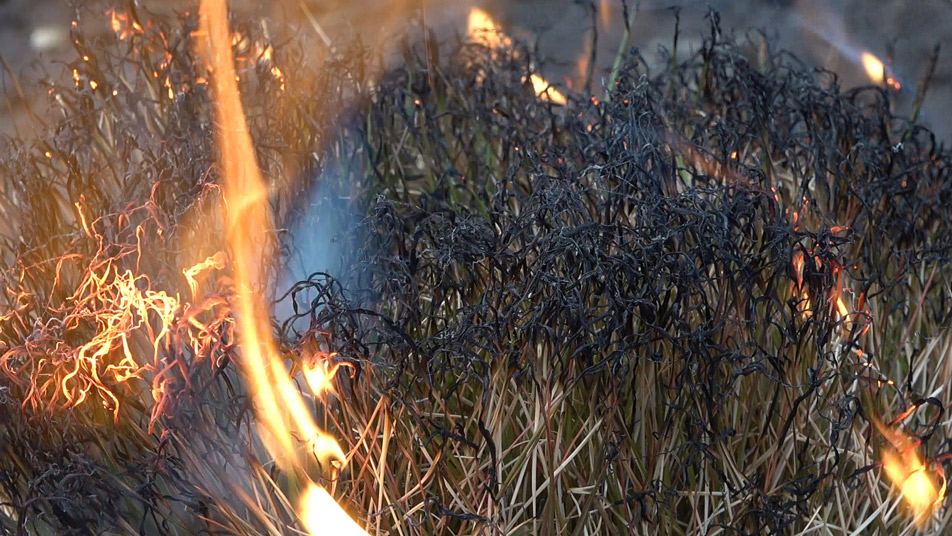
1, 3, 952, 536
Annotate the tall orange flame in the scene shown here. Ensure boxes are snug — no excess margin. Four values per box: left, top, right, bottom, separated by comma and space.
197, 1, 367, 534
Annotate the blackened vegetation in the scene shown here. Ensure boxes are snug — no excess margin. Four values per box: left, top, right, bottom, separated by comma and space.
0, 5, 951, 536
294, 23, 952, 536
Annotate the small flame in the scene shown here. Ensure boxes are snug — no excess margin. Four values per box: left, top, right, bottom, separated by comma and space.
109, 10, 121, 34
792, 250, 805, 284
528, 74, 567, 105
876, 417, 946, 526
270, 66, 286, 92
105, 8, 143, 41
467, 8, 509, 49
791, 249, 813, 314
183, 251, 226, 298
466, 8, 566, 105
834, 294, 849, 318
861, 52, 901, 91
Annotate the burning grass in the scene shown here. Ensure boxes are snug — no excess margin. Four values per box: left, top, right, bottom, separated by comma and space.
2, 3, 952, 535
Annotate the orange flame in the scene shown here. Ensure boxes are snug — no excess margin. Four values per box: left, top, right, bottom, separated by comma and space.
792, 249, 805, 288
467, 8, 509, 49
1, 196, 238, 434
791, 241, 865, 323
875, 417, 946, 526
300, 485, 371, 536
270, 66, 286, 92
59, 266, 177, 421
183, 251, 227, 298
527, 73, 568, 105
197, 1, 367, 534
791, 249, 813, 314
466, 8, 566, 105
109, 9, 121, 34
105, 8, 144, 41
861, 52, 901, 91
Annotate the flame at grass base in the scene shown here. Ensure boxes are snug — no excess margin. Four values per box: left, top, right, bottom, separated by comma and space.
875, 417, 946, 527
300, 484, 370, 536
197, 0, 368, 534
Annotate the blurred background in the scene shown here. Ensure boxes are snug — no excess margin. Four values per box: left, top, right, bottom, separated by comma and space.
1, 0, 951, 140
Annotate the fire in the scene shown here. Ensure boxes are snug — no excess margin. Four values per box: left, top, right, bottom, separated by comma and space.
197, 1, 367, 534
58, 266, 177, 421
876, 417, 946, 526
861, 52, 901, 91
466, 8, 567, 105
109, 9, 121, 34
791, 249, 812, 314
791, 248, 857, 321
528, 73, 568, 105
467, 8, 509, 49
300, 485, 371, 536
105, 8, 144, 41
270, 66, 286, 92
183, 251, 227, 297
789, 225, 866, 326
827, 260, 848, 320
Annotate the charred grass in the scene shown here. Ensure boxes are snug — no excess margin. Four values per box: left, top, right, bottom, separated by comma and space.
1, 4, 952, 536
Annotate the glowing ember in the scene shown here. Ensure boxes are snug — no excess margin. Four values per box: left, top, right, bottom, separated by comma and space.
197, 1, 367, 533
876, 417, 946, 526
466, 8, 566, 105
861, 52, 901, 91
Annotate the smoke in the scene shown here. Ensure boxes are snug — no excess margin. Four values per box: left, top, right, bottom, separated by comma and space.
274, 165, 361, 334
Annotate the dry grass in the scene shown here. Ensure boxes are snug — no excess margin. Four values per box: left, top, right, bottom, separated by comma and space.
1, 3, 951, 536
